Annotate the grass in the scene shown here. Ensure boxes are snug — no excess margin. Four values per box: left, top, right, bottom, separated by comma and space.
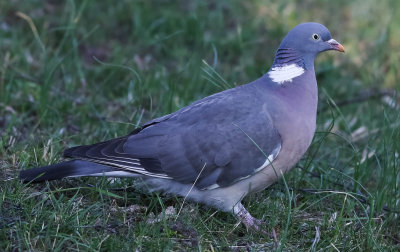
1, 0, 400, 250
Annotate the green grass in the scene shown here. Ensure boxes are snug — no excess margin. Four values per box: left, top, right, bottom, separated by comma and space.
1, 0, 400, 250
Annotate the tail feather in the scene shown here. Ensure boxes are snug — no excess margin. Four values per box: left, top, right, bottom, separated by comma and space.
20, 160, 115, 183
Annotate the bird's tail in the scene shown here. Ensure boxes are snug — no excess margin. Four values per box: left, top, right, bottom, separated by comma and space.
19, 160, 116, 183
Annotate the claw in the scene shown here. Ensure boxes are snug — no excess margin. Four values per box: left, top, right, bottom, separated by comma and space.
233, 203, 268, 234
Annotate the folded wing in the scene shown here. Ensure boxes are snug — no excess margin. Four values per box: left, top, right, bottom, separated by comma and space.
64, 83, 282, 189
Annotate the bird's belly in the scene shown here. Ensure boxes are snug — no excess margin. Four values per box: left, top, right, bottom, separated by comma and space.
196, 111, 317, 209
282, 119, 315, 162
279, 115, 316, 166
239, 117, 316, 193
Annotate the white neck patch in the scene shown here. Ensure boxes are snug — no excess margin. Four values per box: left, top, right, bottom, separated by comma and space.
268, 63, 305, 84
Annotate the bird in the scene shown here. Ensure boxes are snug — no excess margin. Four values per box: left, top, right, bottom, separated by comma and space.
20, 22, 344, 231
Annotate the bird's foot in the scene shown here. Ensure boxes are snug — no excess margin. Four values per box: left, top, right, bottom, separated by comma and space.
233, 203, 267, 234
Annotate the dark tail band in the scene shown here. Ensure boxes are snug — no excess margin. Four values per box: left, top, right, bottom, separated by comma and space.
20, 160, 114, 183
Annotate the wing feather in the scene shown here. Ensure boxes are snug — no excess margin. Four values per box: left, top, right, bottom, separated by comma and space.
64, 82, 283, 189
63, 136, 172, 179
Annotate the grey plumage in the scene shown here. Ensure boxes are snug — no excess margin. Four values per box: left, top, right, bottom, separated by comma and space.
20, 22, 344, 231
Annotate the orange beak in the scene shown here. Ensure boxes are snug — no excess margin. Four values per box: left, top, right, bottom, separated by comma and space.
327, 39, 345, 52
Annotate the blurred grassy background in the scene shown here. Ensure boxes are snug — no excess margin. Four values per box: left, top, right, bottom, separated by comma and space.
1, 0, 399, 250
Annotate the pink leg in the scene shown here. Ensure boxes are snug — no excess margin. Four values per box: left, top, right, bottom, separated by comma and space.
233, 203, 267, 233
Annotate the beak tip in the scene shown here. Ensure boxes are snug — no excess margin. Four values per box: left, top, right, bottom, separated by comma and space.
327, 39, 345, 53
338, 44, 345, 53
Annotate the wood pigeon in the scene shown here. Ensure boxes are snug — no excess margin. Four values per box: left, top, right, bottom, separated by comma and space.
20, 22, 344, 231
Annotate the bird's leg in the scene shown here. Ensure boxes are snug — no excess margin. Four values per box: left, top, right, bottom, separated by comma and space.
233, 202, 266, 233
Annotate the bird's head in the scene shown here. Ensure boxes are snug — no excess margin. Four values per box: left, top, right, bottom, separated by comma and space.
279, 22, 344, 55
269, 23, 344, 84
272, 22, 344, 69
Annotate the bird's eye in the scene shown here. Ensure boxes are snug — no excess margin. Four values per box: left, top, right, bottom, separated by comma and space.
312, 33, 320, 40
